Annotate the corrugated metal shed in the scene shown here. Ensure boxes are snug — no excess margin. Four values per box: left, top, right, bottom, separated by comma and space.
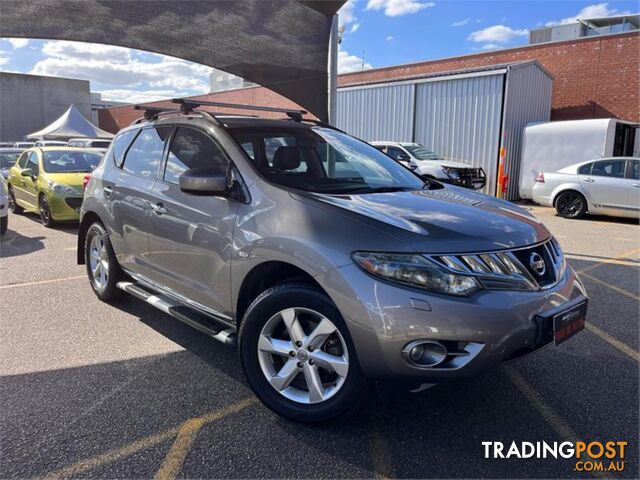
336, 61, 553, 199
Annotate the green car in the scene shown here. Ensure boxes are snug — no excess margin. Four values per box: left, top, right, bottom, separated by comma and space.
7, 147, 102, 227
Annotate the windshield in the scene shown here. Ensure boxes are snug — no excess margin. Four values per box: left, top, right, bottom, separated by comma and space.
43, 150, 102, 173
229, 127, 425, 194
404, 145, 441, 161
0, 152, 20, 169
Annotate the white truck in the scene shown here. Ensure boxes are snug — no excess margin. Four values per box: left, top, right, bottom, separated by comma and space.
519, 118, 639, 200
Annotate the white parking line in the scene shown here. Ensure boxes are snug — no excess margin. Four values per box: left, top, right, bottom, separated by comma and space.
0, 275, 85, 290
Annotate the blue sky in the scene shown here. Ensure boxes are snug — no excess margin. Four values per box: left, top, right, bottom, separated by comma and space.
0, 1, 637, 103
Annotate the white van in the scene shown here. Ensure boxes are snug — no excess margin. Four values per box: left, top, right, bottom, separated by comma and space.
519, 119, 639, 199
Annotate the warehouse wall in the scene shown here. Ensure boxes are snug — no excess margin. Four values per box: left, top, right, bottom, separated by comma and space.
414, 73, 504, 195
0, 72, 91, 142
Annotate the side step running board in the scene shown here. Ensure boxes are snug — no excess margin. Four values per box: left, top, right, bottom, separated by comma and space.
117, 281, 236, 347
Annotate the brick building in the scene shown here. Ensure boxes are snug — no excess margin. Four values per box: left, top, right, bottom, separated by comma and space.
99, 31, 639, 132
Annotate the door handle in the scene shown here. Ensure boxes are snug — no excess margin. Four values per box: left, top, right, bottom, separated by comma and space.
103, 185, 113, 196
583, 178, 595, 183
151, 202, 167, 215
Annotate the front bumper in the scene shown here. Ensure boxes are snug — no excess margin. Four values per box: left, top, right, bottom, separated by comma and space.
47, 192, 82, 221
318, 263, 587, 380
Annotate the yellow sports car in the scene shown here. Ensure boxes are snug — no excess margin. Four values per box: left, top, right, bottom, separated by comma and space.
7, 147, 102, 227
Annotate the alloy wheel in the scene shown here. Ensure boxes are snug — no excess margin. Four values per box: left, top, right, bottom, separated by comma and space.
257, 307, 349, 404
557, 193, 583, 217
39, 197, 51, 225
88, 234, 110, 291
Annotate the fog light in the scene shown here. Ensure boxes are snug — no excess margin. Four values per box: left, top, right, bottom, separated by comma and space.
403, 340, 448, 367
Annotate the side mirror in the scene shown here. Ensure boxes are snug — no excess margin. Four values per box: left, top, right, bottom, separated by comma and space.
21, 168, 34, 177
398, 154, 411, 162
409, 164, 418, 171
178, 167, 229, 195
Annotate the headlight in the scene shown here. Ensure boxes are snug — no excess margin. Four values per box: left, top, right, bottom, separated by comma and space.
352, 252, 481, 296
48, 181, 76, 194
443, 168, 460, 180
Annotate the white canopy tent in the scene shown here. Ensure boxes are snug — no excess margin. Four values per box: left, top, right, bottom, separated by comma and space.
27, 104, 115, 140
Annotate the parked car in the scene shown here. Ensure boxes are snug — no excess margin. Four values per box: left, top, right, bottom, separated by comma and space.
0, 148, 23, 179
0, 175, 8, 235
78, 102, 588, 422
371, 141, 486, 190
67, 138, 112, 151
532, 157, 640, 219
0, 142, 15, 148
14, 141, 35, 149
7, 147, 102, 226
34, 140, 68, 147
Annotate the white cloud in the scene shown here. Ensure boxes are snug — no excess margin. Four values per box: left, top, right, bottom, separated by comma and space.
7, 38, 29, 48
366, 0, 435, 17
30, 40, 212, 95
338, 50, 372, 74
0, 57, 9, 66
350, 23, 361, 33
339, 0, 358, 29
451, 19, 470, 27
386, 35, 395, 41
468, 25, 528, 43
545, 2, 630, 26
99, 89, 190, 104
475, 43, 501, 51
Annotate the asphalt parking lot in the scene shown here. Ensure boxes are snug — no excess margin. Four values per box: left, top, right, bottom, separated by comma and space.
1, 206, 638, 479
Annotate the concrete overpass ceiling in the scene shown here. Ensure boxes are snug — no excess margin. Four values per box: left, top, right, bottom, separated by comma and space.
0, 0, 346, 120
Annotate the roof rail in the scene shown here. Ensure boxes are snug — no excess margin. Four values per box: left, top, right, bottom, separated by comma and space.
132, 105, 180, 123
171, 98, 307, 122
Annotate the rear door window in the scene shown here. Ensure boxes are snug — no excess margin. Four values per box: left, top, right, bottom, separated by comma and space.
590, 160, 626, 178
163, 127, 229, 185
122, 126, 171, 178
628, 160, 639, 180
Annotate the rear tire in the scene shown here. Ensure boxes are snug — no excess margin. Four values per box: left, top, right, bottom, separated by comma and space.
555, 191, 587, 219
0, 215, 7, 235
239, 282, 370, 422
39, 194, 55, 227
8, 186, 23, 214
84, 222, 124, 301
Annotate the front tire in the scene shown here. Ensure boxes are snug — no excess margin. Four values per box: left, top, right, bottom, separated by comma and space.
39, 194, 55, 227
239, 283, 369, 422
84, 222, 124, 301
8, 186, 23, 214
555, 191, 587, 219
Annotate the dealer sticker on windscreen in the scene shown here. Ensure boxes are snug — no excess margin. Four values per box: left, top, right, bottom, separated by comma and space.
553, 301, 587, 345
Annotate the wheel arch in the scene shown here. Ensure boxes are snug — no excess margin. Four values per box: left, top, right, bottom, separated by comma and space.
552, 187, 588, 209
235, 261, 327, 328
77, 210, 103, 264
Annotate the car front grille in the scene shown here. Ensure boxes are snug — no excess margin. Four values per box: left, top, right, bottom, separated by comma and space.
430, 237, 565, 291
442, 167, 486, 189
64, 197, 83, 209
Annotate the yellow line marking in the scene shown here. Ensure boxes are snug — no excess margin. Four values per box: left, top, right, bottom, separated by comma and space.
579, 271, 639, 301
567, 255, 639, 268
585, 323, 640, 362
505, 368, 607, 479
154, 418, 204, 480
0, 275, 85, 290
369, 414, 394, 479
45, 397, 257, 479
573, 247, 640, 275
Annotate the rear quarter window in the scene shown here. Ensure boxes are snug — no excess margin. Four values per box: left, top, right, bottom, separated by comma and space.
112, 129, 140, 168
578, 163, 592, 175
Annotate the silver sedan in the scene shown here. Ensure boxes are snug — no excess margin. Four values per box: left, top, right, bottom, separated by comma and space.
532, 157, 640, 219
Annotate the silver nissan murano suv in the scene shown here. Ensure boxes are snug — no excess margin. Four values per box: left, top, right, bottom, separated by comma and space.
78, 100, 588, 422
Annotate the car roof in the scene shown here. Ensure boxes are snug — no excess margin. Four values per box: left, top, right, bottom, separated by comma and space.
0, 148, 23, 152
370, 141, 421, 146
26, 146, 103, 152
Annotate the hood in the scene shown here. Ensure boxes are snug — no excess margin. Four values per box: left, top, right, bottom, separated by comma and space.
306, 186, 549, 254
419, 159, 475, 169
